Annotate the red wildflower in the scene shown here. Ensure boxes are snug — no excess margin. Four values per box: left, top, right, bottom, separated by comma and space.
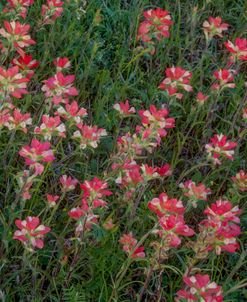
148, 192, 185, 217
72, 123, 107, 149
53, 57, 71, 70
80, 177, 112, 208
139, 105, 175, 129
179, 180, 211, 207
68, 207, 98, 234
158, 66, 193, 99
103, 218, 115, 230
156, 215, 195, 247
19, 139, 55, 174
195, 200, 242, 256
203, 16, 229, 40
60, 174, 78, 192
211, 69, 235, 90
113, 100, 136, 116
56, 101, 87, 124
5, 108, 32, 133
119, 233, 145, 259
137, 8, 172, 54
196, 92, 209, 104
13, 216, 50, 251
176, 274, 223, 302
232, 170, 247, 192
34, 115, 66, 140
12, 54, 39, 79
0, 108, 11, 127
3, 0, 34, 19
0, 21, 35, 55
204, 199, 241, 225
68, 207, 84, 220
243, 108, 247, 121
42, 72, 78, 105
205, 134, 237, 165
46, 194, 59, 207
41, 0, 64, 24
225, 38, 247, 62
0, 66, 29, 99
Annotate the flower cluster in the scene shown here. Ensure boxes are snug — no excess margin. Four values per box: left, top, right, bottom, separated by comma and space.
179, 180, 211, 207
205, 134, 237, 165
0, 20, 35, 56
225, 38, 247, 63
13, 216, 50, 251
3, 0, 34, 19
176, 274, 223, 302
41, 0, 64, 25
114, 104, 175, 161
4, 4, 245, 301
113, 100, 136, 116
137, 8, 173, 54
69, 177, 112, 236
158, 66, 193, 99
211, 69, 235, 90
232, 170, 247, 192
119, 233, 145, 259
194, 199, 241, 257
202, 16, 228, 41
148, 192, 194, 250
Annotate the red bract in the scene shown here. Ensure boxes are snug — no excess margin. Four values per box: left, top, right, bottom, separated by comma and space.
113, 162, 171, 192
137, 8, 172, 54
155, 215, 194, 248
46, 194, 59, 207
204, 199, 241, 225
179, 180, 211, 207
80, 177, 112, 207
53, 57, 71, 70
103, 219, 115, 230
13, 216, 50, 251
113, 100, 136, 116
12, 54, 39, 79
42, 72, 78, 105
17, 169, 36, 200
211, 69, 235, 90
0, 66, 29, 99
0, 21, 35, 55
205, 134, 237, 165
139, 105, 175, 129
232, 170, 247, 192
243, 108, 247, 121
112, 160, 141, 186
34, 115, 66, 140
148, 192, 185, 217
3, 0, 34, 19
176, 274, 223, 302
203, 16, 229, 40
41, 0, 64, 25
119, 233, 145, 259
158, 66, 193, 99
196, 91, 209, 104
0, 108, 11, 127
225, 38, 247, 62
195, 200, 241, 256
19, 139, 55, 174
5, 108, 32, 133
68, 207, 98, 234
56, 101, 87, 124
60, 174, 78, 192
68, 207, 85, 220
72, 123, 107, 149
